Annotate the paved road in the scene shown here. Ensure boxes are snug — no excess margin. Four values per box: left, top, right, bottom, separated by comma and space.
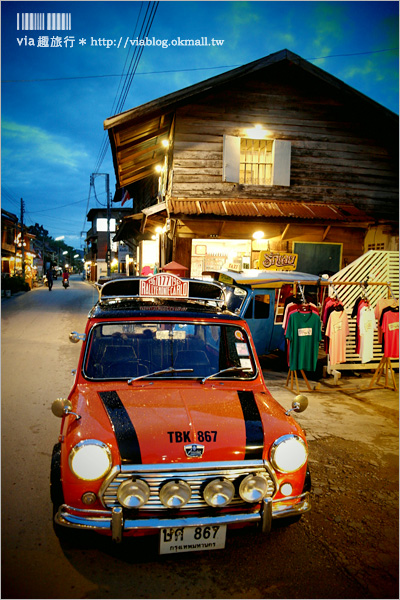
0, 278, 378, 599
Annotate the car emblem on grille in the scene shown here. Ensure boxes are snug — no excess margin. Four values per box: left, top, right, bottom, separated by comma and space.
184, 444, 205, 458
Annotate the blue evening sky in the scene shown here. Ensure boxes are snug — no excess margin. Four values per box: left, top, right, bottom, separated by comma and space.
1, 1, 398, 248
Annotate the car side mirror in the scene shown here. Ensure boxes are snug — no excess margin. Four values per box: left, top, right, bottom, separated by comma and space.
285, 394, 308, 416
52, 398, 73, 417
69, 331, 86, 343
52, 398, 81, 420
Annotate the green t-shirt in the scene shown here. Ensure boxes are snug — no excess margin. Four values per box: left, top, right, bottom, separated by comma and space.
285, 311, 321, 371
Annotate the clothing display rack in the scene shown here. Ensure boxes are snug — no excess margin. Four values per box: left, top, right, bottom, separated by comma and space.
367, 357, 397, 391
285, 369, 315, 394
284, 268, 398, 393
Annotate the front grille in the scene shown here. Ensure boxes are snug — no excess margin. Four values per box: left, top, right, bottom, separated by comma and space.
100, 461, 276, 511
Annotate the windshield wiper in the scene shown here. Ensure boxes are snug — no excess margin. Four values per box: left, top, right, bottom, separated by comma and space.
201, 366, 251, 384
127, 367, 194, 384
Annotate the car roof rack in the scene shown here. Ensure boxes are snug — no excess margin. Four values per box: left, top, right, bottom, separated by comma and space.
96, 276, 226, 307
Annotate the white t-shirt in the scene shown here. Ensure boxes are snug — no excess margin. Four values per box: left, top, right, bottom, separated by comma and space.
359, 306, 376, 363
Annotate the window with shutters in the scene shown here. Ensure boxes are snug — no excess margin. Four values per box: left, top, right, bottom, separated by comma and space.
223, 135, 291, 187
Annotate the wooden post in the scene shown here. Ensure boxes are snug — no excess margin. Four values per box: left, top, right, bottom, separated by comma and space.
368, 356, 397, 391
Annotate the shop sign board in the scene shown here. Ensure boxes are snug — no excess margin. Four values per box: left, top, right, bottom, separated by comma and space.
140, 273, 189, 298
118, 243, 129, 261
258, 251, 298, 271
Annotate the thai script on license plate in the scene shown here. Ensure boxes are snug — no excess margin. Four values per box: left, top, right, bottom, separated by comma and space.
159, 524, 226, 554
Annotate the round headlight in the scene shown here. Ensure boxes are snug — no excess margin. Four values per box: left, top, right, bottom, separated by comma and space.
69, 440, 112, 481
117, 478, 150, 508
239, 473, 269, 503
159, 480, 191, 508
270, 435, 307, 473
203, 478, 235, 507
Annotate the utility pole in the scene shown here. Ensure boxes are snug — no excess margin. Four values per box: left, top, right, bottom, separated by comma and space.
20, 198, 25, 281
106, 173, 111, 277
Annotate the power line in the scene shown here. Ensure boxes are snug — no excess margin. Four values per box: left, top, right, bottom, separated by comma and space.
2, 48, 398, 83
93, 1, 159, 174
93, 1, 146, 176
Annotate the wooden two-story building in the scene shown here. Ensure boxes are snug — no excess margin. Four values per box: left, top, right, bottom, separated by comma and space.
104, 49, 398, 277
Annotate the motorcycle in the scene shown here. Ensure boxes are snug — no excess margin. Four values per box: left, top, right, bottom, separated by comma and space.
62, 279, 69, 289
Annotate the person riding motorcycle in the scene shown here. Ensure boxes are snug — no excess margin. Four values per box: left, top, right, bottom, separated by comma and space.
62, 269, 69, 288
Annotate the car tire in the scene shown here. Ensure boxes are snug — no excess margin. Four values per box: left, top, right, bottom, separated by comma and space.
50, 443, 75, 542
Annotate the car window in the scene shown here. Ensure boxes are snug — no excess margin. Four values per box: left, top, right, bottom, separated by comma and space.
84, 322, 256, 380
224, 285, 247, 313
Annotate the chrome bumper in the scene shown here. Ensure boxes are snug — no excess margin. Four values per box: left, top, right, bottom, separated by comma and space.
55, 492, 310, 543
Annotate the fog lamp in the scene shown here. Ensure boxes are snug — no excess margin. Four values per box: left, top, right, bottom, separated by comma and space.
159, 480, 191, 508
239, 473, 268, 503
280, 483, 293, 497
117, 478, 151, 508
203, 478, 235, 507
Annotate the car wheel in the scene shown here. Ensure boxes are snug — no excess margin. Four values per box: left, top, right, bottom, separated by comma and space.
50, 443, 75, 542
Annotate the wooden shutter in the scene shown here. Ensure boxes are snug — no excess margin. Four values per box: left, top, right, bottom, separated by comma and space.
272, 140, 291, 186
223, 135, 240, 182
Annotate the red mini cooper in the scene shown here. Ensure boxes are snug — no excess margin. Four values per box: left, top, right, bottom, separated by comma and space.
51, 274, 310, 554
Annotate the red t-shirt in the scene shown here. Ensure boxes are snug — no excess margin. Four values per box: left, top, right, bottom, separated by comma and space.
381, 310, 399, 358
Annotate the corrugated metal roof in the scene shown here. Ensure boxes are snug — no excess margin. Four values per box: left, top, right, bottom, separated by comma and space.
168, 199, 370, 221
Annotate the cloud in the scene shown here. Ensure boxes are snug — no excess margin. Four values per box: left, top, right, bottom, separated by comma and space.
309, 2, 345, 65
342, 59, 381, 81
2, 121, 89, 170
217, 1, 261, 50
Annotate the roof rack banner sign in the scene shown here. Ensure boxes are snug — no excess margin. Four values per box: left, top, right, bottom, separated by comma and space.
140, 273, 189, 298
258, 251, 298, 271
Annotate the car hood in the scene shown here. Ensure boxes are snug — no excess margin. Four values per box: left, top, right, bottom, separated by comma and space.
71, 383, 302, 464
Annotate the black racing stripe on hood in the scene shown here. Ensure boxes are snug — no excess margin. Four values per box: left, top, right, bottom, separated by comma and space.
237, 391, 264, 460
98, 391, 142, 464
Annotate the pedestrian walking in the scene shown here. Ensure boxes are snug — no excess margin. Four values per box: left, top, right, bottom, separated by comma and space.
46, 267, 54, 291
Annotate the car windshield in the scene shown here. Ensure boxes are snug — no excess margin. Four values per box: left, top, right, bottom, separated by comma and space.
223, 285, 247, 313
83, 321, 256, 381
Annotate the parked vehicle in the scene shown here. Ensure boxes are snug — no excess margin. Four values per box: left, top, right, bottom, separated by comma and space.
50, 274, 310, 552
203, 269, 321, 356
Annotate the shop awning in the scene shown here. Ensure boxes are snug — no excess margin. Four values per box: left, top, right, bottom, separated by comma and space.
113, 213, 155, 243
167, 199, 371, 222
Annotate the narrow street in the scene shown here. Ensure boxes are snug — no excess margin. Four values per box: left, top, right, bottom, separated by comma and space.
1, 279, 398, 599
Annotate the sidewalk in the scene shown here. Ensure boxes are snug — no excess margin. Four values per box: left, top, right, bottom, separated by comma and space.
263, 359, 399, 452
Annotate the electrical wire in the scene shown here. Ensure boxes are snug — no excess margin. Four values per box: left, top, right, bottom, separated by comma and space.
92, 1, 145, 176
93, 1, 159, 174
2, 48, 398, 83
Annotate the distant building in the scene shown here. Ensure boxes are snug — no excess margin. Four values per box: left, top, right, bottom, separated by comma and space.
1, 208, 36, 287
84, 207, 136, 281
